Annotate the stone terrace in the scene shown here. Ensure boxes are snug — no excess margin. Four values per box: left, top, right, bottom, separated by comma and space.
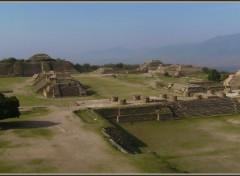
171, 97, 240, 118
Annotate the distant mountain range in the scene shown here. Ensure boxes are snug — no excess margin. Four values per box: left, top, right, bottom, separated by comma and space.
78, 33, 240, 72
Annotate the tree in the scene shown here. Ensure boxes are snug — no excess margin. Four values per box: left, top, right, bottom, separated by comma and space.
74, 63, 99, 73
164, 72, 170, 77
208, 69, 221, 81
0, 93, 20, 120
115, 63, 124, 69
202, 67, 210, 74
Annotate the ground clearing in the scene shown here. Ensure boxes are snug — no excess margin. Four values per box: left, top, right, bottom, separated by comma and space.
0, 106, 140, 173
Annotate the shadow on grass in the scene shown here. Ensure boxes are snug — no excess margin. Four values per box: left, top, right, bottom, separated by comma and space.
83, 85, 97, 96
0, 120, 60, 130
113, 122, 148, 149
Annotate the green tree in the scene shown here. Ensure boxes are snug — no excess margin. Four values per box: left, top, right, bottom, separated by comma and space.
202, 67, 209, 74
0, 93, 20, 120
115, 63, 124, 69
208, 69, 221, 81
74, 63, 99, 73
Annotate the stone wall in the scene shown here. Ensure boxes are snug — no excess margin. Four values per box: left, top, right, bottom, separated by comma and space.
59, 85, 81, 97
32, 78, 48, 93
156, 64, 203, 77
95, 104, 173, 123
0, 59, 78, 77
95, 97, 240, 122
22, 63, 42, 77
0, 63, 12, 76
189, 81, 222, 87
207, 86, 225, 92
171, 97, 240, 118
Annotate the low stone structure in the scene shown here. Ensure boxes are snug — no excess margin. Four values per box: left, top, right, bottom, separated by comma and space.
93, 90, 240, 123
137, 59, 163, 73
111, 96, 119, 102
156, 64, 203, 77
224, 70, 240, 90
95, 67, 116, 74
133, 94, 141, 100
32, 71, 86, 98
95, 103, 173, 123
119, 99, 127, 105
168, 82, 225, 97
171, 97, 240, 118
167, 83, 206, 96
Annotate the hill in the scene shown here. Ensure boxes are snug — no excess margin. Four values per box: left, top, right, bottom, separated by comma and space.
79, 33, 240, 71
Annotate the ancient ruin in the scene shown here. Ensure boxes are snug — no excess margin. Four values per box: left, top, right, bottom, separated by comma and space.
0, 53, 78, 77
137, 59, 203, 77
224, 70, 240, 90
137, 59, 163, 73
95, 67, 116, 74
167, 81, 225, 97
170, 97, 240, 118
95, 103, 173, 123
167, 83, 205, 96
32, 71, 86, 98
91, 90, 240, 123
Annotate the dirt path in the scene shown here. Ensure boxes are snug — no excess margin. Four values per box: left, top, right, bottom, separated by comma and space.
2, 106, 139, 173
12, 78, 34, 95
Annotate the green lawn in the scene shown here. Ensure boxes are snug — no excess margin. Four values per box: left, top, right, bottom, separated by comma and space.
0, 107, 55, 173
0, 73, 185, 107
120, 114, 240, 173
1, 73, 239, 173
74, 73, 181, 99
74, 109, 179, 173
0, 77, 29, 90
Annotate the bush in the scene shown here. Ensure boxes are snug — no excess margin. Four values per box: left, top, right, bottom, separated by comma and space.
0, 93, 20, 120
202, 67, 209, 74
208, 69, 221, 81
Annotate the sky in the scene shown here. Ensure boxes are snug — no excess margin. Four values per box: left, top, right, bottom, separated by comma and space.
0, 1, 240, 62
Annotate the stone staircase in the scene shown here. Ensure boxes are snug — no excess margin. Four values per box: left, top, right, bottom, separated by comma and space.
171, 97, 240, 118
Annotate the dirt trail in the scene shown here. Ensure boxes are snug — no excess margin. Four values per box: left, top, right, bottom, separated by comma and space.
3, 106, 139, 173
12, 78, 34, 95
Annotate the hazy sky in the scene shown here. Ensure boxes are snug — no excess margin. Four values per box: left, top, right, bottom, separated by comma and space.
1, 1, 240, 60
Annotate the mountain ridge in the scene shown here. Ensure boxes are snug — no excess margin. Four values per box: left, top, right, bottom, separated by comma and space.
78, 33, 240, 71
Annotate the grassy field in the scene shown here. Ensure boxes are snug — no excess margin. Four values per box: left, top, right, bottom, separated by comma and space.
0, 73, 182, 106
73, 73, 183, 99
74, 109, 179, 173
0, 72, 207, 107
1, 73, 239, 173
0, 107, 55, 173
0, 77, 29, 90
76, 107, 240, 173
120, 114, 240, 173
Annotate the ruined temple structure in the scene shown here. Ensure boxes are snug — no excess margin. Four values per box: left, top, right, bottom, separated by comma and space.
156, 64, 203, 77
168, 82, 225, 97
170, 97, 240, 118
95, 67, 116, 74
167, 83, 206, 96
95, 95, 240, 123
0, 53, 78, 77
137, 59, 203, 77
223, 70, 240, 90
32, 71, 86, 98
137, 59, 163, 73
95, 103, 173, 123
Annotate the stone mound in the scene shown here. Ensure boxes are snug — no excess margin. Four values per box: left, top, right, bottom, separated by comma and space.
28, 53, 53, 62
